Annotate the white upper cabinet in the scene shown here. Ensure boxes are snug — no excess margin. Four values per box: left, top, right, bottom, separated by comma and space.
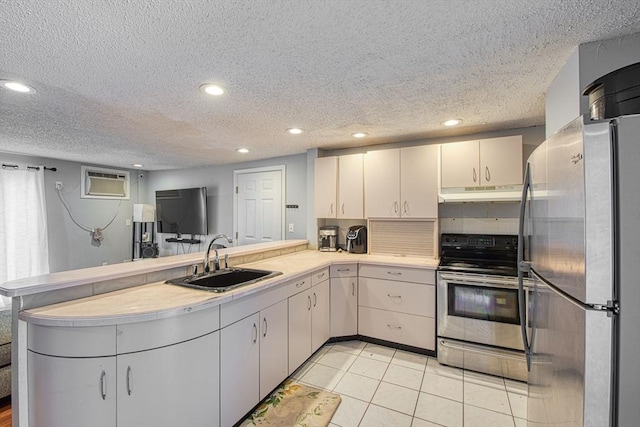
480, 136, 523, 186
400, 145, 438, 218
337, 153, 364, 218
441, 135, 523, 188
314, 156, 338, 218
314, 154, 364, 218
365, 145, 438, 218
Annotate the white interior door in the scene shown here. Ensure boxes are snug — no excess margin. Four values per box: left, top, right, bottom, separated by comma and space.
235, 168, 284, 246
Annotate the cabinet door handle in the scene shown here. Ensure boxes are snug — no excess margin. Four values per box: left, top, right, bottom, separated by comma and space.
317, 272, 325, 279
387, 271, 402, 276
252, 323, 258, 344
263, 317, 268, 338
352, 282, 355, 296
473, 167, 477, 183
485, 166, 491, 182
393, 201, 398, 214
307, 295, 312, 311
313, 292, 317, 307
330, 203, 334, 214
296, 280, 306, 288
387, 294, 402, 299
403, 201, 408, 215
100, 370, 107, 400
126, 366, 132, 396
387, 324, 402, 330
342, 203, 345, 215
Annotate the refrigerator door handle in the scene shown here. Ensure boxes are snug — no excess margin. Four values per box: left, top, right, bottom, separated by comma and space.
518, 162, 533, 371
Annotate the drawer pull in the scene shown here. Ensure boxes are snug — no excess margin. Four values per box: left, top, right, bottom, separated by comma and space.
387, 294, 402, 299
387, 324, 402, 330
387, 271, 402, 276
296, 281, 306, 288
126, 366, 133, 396
337, 268, 351, 272
317, 272, 325, 278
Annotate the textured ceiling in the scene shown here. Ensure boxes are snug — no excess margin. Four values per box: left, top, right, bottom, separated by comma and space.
1, 1, 639, 170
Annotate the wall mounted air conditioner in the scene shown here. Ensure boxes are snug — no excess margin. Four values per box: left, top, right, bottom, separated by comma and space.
81, 166, 130, 199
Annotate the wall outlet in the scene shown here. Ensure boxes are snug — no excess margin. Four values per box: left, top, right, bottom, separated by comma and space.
288, 223, 294, 232
55, 181, 63, 190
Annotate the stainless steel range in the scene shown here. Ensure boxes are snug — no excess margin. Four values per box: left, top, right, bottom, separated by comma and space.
437, 233, 529, 381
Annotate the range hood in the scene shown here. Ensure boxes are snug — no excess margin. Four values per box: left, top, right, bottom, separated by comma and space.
438, 185, 523, 203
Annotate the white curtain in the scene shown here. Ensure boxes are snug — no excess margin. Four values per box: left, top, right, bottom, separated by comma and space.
0, 167, 50, 306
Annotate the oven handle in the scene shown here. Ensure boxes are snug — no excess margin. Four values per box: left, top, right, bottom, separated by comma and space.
518, 162, 532, 371
438, 272, 531, 289
439, 339, 525, 362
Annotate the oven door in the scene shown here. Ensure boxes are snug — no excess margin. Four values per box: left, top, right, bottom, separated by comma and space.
437, 271, 529, 351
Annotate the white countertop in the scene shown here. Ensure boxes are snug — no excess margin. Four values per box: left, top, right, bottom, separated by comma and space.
0, 240, 308, 297
21, 250, 439, 327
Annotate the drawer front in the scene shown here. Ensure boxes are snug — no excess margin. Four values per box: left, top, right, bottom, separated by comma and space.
359, 264, 435, 285
118, 305, 220, 353
28, 324, 116, 357
287, 275, 312, 296
311, 268, 330, 286
359, 277, 435, 317
358, 306, 435, 350
220, 281, 290, 328
330, 263, 358, 278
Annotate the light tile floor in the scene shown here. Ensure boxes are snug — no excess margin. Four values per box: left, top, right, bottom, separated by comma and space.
290, 340, 528, 427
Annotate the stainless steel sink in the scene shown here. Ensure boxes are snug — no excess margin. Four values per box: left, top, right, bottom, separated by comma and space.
168, 268, 282, 292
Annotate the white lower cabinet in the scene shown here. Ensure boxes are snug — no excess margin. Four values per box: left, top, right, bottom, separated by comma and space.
27, 308, 221, 427
117, 331, 220, 427
220, 313, 260, 427
220, 298, 289, 426
28, 331, 220, 427
288, 277, 330, 374
259, 299, 289, 399
288, 286, 313, 373
330, 264, 358, 337
312, 280, 330, 352
358, 306, 434, 349
28, 353, 116, 427
358, 264, 436, 350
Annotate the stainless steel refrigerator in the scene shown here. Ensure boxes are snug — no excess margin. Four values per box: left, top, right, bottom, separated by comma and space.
518, 115, 640, 426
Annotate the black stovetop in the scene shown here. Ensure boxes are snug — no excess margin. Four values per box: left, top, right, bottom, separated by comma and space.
438, 233, 519, 277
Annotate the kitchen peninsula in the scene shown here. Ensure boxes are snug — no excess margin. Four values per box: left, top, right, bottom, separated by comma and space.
1, 241, 438, 427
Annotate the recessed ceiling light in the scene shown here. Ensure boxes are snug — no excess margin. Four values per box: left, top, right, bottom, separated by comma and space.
352, 132, 368, 138
237, 148, 250, 154
133, 164, 144, 168
1, 80, 36, 93
442, 119, 463, 127
287, 128, 303, 135
200, 84, 225, 96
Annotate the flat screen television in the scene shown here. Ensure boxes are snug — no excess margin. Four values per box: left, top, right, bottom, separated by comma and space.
155, 187, 208, 236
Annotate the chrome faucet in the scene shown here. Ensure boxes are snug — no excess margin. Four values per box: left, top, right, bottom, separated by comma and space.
204, 234, 233, 273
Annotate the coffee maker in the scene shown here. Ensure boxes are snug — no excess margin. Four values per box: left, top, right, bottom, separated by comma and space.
318, 226, 339, 252
346, 225, 367, 253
